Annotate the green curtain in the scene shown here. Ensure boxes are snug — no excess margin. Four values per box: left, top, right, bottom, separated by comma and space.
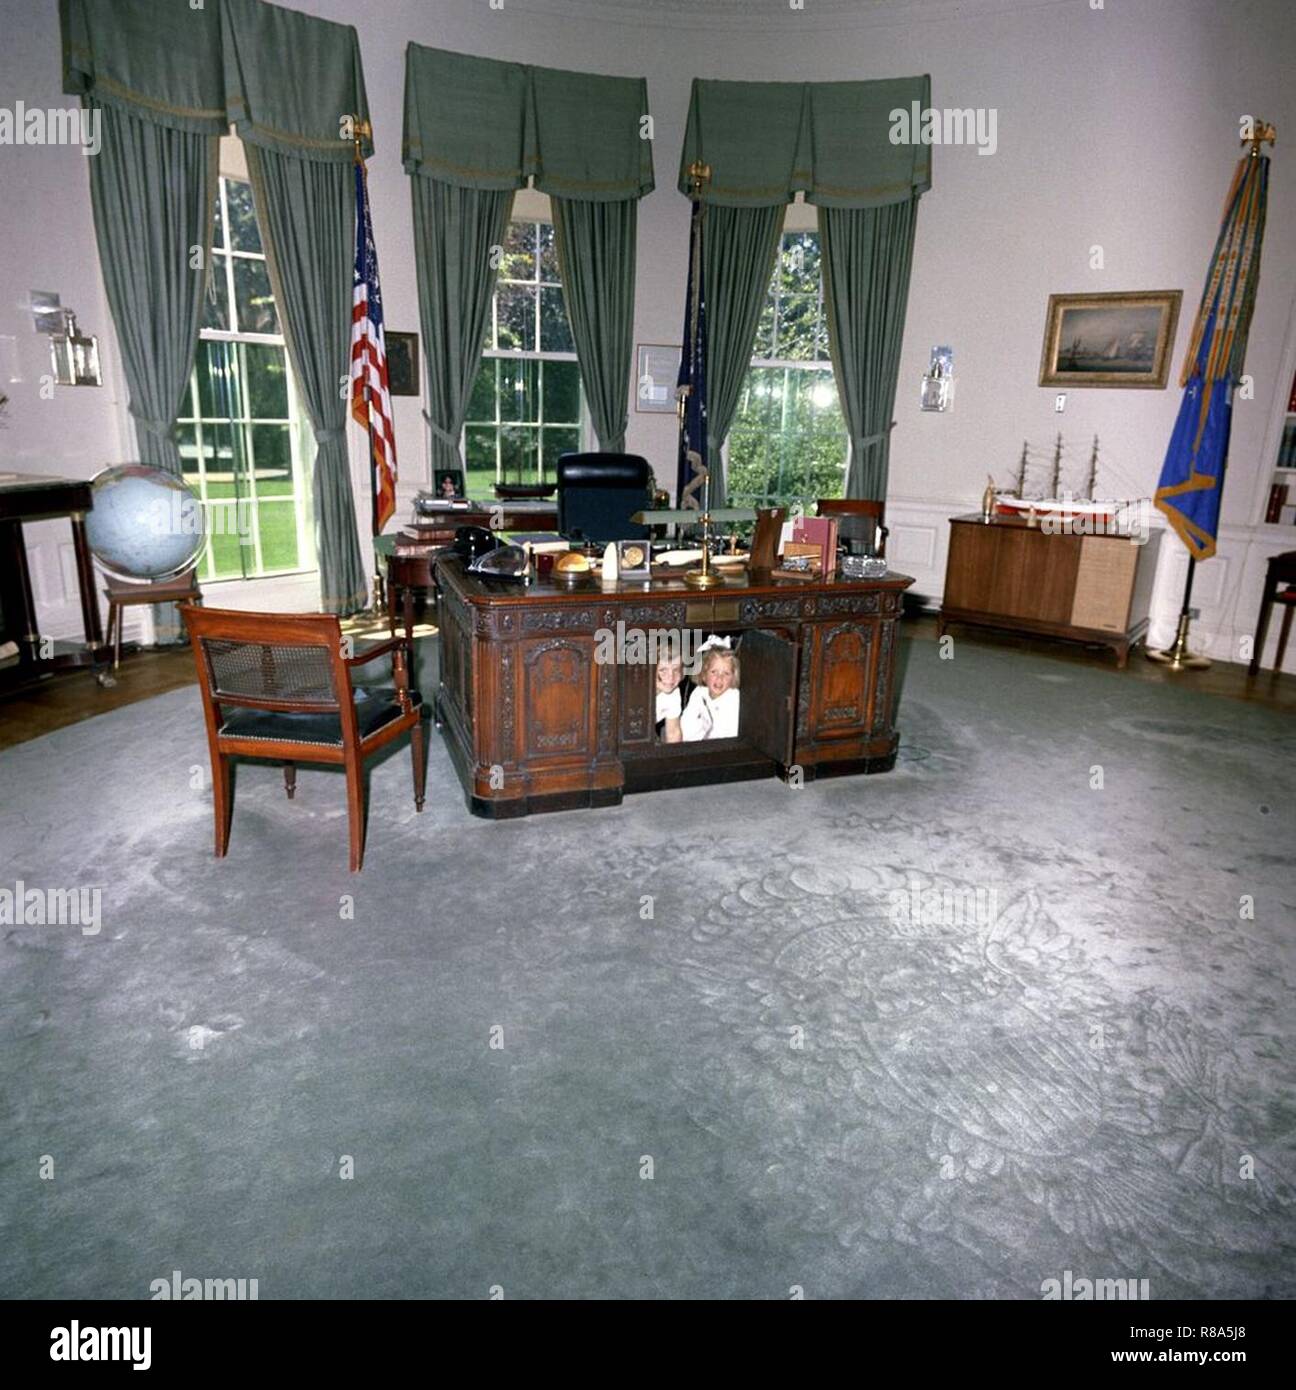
820, 197, 921, 501
701, 204, 784, 503
245, 147, 367, 615
86, 98, 217, 641
551, 197, 637, 453
404, 44, 653, 201
410, 177, 513, 476
678, 74, 931, 207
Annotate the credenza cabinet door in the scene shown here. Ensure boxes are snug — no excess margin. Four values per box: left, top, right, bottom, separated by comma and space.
517, 637, 599, 764
945, 523, 1080, 624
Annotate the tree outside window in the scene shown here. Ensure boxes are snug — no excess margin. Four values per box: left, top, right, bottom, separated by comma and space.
462, 220, 585, 498
726, 229, 849, 510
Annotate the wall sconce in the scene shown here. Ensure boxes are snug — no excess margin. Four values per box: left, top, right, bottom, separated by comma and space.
31, 292, 102, 387
50, 309, 102, 387
920, 344, 955, 412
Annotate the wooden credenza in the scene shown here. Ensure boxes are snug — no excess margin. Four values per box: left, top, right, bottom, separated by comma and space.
435, 557, 915, 817
938, 513, 1161, 666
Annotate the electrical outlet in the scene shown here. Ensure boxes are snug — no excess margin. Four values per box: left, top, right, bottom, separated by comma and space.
1054, 393, 1067, 413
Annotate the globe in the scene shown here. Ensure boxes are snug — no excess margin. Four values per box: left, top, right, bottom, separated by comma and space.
84, 463, 207, 583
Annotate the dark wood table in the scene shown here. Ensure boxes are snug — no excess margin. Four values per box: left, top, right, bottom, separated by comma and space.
435, 555, 915, 817
0, 472, 108, 693
1248, 549, 1296, 676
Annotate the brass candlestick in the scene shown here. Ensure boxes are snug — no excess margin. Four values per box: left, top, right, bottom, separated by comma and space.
683, 507, 723, 588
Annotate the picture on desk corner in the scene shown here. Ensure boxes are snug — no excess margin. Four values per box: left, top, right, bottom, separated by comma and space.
655, 634, 741, 744
434, 468, 466, 500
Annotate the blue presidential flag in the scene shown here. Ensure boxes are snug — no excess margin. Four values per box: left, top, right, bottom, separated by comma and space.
1155, 148, 1269, 561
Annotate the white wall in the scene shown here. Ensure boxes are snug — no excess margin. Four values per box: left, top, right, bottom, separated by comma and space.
2, 0, 1294, 667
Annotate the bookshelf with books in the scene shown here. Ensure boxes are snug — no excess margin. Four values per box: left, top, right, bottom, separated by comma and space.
1263, 366, 1296, 526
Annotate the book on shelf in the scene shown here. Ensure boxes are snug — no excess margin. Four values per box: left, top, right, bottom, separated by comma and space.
1288, 371, 1296, 413
1266, 482, 1288, 524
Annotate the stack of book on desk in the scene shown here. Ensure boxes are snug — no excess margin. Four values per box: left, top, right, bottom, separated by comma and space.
774, 515, 838, 579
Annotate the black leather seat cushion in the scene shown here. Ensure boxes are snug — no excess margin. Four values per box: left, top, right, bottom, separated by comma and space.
219, 687, 421, 746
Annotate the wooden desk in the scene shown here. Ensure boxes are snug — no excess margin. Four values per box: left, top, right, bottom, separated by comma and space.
0, 472, 107, 693
435, 557, 915, 817
939, 513, 1161, 667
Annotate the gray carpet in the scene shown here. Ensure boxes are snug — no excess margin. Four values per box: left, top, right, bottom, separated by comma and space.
2, 633, 1293, 1300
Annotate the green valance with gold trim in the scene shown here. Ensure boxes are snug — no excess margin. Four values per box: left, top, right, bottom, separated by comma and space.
59, 0, 227, 135
678, 74, 932, 208
403, 44, 654, 202
220, 0, 370, 161
60, 0, 370, 160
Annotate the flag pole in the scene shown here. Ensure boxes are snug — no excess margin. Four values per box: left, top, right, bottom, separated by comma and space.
351, 116, 386, 619
1146, 117, 1275, 672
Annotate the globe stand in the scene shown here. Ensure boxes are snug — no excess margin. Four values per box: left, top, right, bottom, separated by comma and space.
99, 571, 202, 684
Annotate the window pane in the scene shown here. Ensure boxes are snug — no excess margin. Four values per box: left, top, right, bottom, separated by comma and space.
539, 286, 573, 354
542, 427, 579, 475
205, 505, 245, 579
464, 425, 497, 471
495, 283, 535, 352
776, 292, 821, 361
224, 179, 263, 254
233, 256, 279, 336
541, 359, 580, 424
177, 424, 201, 479
467, 359, 497, 421
195, 341, 237, 420
251, 424, 293, 494
497, 357, 536, 423
212, 186, 226, 252
538, 222, 560, 282
753, 295, 776, 360
257, 501, 299, 571
499, 220, 536, 282
244, 343, 290, 419
202, 252, 230, 332
499, 424, 539, 482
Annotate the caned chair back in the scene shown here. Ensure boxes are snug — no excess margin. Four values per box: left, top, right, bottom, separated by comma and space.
183, 606, 349, 717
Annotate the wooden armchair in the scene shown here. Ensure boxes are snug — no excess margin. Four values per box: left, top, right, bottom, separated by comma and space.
816, 498, 888, 558
181, 605, 425, 872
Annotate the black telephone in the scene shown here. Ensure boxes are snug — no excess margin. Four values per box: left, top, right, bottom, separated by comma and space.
452, 526, 500, 564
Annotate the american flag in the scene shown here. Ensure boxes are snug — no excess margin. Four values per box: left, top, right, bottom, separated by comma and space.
350, 158, 397, 534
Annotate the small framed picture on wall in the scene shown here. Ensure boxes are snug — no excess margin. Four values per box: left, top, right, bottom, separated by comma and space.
636, 344, 679, 413
386, 331, 420, 396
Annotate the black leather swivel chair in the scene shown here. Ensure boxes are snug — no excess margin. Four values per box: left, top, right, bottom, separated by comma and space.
556, 453, 652, 544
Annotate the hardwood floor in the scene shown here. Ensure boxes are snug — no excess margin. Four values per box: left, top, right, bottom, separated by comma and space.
0, 610, 1290, 753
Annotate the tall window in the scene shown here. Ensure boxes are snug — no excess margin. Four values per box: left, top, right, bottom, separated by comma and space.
726, 229, 849, 510
463, 220, 584, 497
177, 176, 314, 582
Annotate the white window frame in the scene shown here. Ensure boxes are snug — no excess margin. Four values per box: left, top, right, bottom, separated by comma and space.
179, 174, 315, 583
462, 208, 588, 487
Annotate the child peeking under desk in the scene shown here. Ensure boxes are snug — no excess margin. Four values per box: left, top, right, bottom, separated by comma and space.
654, 650, 685, 743
681, 636, 740, 741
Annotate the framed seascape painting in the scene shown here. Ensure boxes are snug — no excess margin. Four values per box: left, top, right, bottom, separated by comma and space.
1038, 290, 1182, 389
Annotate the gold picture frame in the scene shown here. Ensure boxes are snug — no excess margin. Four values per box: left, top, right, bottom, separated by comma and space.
1038, 290, 1182, 389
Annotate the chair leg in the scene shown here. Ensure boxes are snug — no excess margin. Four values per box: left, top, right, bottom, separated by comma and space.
411, 717, 426, 812
283, 761, 296, 800
212, 753, 233, 858
1275, 604, 1294, 674
345, 760, 366, 872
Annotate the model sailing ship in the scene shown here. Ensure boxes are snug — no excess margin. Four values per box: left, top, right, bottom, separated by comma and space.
986, 433, 1144, 529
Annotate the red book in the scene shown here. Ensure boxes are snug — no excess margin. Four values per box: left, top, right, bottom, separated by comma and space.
1266, 483, 1288, 524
